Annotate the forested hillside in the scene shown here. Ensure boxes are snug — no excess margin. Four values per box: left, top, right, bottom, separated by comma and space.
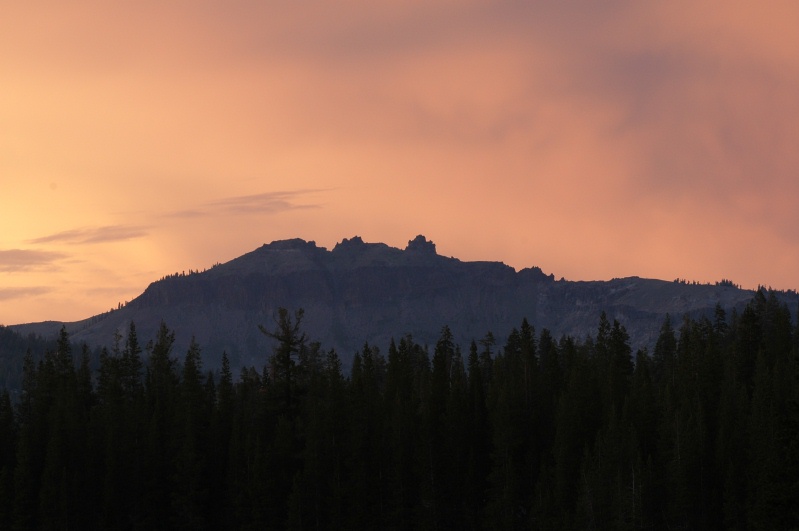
0, 290, 797, 529
0, 327, 60, 396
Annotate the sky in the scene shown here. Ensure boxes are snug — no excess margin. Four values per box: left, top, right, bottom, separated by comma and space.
2, 1, 799, 325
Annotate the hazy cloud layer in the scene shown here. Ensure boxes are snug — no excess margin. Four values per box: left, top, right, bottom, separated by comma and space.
0, 250, 66, 272
169, 190, 325, 219
210, 190, 324, 214
28, 225, 149, 245
0, 286, 52, 301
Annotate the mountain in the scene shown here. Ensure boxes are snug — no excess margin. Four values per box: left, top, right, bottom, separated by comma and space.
10, 235, 797, 370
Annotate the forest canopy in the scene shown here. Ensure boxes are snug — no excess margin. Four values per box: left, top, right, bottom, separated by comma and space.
0, 290, 797, 529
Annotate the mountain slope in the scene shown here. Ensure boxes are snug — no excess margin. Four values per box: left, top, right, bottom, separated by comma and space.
10, 236, 795, 370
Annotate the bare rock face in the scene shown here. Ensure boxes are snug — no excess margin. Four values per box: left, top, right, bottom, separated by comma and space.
405, 235, 437, 255
12, 236, 797, 372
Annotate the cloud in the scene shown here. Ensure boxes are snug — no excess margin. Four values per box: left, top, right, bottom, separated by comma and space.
211, 190, 325, 213
169, 190, 326, 219
28, 225, 149, 245
0, 286, 52, 301
0, 249, 66, 272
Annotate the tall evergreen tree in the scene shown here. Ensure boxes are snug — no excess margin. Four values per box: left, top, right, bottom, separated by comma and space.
0, 390, 16, 529
142, 321, 179, 530
465, 340, 490, 529
653, 313, 677, 386
260, 308, 306, 412
172, 338, 209, 530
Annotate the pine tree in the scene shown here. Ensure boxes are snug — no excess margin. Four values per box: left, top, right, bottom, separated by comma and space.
465, 340, 490, 529
384, 337, 422, 531
0, 390, 16, 529
653, 314, 677, 386
172, 338, 209, 530
142, 321, 179, 530
259, 308, 306, 412
12, 350, 41, 531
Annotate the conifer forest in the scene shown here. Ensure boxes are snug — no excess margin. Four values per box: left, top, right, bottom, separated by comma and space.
1, 290, 798, 530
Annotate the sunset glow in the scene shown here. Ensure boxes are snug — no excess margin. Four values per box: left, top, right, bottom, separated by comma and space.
2, 1, 799, 325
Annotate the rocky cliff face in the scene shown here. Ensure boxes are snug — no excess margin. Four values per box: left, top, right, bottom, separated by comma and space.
11, 236, 796, 371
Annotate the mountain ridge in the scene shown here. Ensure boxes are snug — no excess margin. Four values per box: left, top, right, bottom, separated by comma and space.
9, 235, 797, 370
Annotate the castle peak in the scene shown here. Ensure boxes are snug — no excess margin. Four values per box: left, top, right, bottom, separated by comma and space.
405, 235, 436, 255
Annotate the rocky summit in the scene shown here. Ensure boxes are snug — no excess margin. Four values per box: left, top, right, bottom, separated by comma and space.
10, 236, 796, 370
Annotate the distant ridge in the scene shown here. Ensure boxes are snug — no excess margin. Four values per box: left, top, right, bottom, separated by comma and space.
10, 235, 797, 370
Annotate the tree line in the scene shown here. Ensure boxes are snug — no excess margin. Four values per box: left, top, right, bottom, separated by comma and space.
0, 292, 798, 529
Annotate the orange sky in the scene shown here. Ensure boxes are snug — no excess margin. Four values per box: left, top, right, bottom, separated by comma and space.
2, 1, 799, 325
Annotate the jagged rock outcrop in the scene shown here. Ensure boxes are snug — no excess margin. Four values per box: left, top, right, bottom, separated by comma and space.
11, 236, 797, 371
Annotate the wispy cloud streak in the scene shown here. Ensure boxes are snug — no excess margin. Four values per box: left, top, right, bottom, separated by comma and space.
28, 225, 149, 245
211, 190, 324, 213
0, 249, 66, 272
0, 286, 52, 301
169, 189, 326, 219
